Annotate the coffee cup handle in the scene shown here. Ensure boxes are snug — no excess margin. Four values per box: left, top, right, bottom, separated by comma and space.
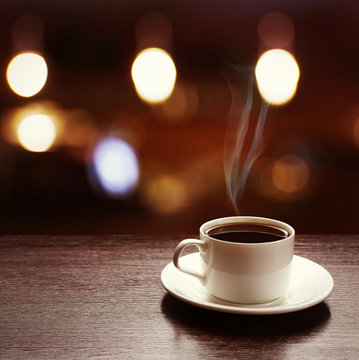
173, 239, 207, 281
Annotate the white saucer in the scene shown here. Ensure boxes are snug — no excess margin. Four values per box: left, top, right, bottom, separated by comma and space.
161, 253, 334, 315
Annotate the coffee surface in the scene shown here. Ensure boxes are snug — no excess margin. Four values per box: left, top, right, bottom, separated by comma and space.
207, 224, 287, 243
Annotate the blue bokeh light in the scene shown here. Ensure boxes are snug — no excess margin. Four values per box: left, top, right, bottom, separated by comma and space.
91, 137, 139, 197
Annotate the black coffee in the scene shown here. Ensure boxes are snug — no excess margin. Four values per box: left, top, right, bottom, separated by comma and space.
207, 224, 287, 243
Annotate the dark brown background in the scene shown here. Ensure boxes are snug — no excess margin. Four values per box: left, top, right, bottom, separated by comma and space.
0, 0, 359, 234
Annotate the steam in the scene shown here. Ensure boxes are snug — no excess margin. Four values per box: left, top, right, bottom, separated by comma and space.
224, 67, 269, 213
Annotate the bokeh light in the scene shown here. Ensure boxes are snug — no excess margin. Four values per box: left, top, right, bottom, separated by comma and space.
63, 109, 97, 148
353, 118, 359, 147
11, 14, 44, 52
255, 49, 300, 105
257, 12, 295, 49
272, 155, 309, 193
16, 114, 57, 152
91, 137, 139, 197
131, 48, 177, 104
2, 102, 64, 148
158, 83, 199, 122
143, 174, 187, 214
135, 12, 172, 49
6, 52, 48, 97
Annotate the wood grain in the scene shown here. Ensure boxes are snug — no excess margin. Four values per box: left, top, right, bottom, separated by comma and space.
0, 235, 358, 359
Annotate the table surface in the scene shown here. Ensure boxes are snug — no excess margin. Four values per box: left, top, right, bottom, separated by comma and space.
0, 234, 358, 359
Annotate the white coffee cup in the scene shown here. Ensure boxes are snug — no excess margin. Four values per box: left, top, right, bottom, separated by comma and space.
173, 216, 295, 304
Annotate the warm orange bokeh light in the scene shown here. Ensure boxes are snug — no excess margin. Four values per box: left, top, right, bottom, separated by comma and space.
353, 118, 359, 147
255, 49, 300, 105
131, 48, 177, 104
257, 12, 295, 48
135, 12, 173, 49
143, 174, 187, 214
6, 52, 48, 97
272, 155, 309, 193
16, 113, 57, 152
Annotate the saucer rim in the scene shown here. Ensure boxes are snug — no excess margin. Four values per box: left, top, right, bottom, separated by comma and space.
160, 254, 334, 315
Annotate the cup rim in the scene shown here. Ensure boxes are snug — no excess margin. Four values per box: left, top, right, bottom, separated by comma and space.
200, 216, 295, 245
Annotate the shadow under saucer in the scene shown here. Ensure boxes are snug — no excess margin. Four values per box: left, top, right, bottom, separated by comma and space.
161, 293, 331, 338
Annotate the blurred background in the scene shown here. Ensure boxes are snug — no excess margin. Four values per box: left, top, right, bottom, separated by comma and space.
0, 0, 358, 234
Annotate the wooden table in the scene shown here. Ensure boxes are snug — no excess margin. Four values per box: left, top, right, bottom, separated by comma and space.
0, 234, 357, 359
